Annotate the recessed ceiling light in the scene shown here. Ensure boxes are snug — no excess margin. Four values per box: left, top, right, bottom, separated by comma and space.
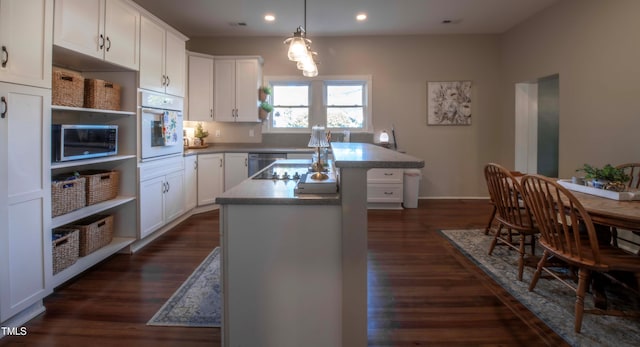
356, 13, 367, 21
264, 14, 276, 22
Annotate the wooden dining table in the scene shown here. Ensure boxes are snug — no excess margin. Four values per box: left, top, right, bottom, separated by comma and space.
569, 190, 640, 231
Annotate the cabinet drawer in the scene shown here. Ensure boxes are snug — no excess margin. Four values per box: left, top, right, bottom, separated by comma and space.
367, 184, 403, 203
367, 168, 403, 183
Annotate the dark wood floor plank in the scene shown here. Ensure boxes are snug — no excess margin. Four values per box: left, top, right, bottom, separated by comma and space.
0, 200, 567, 346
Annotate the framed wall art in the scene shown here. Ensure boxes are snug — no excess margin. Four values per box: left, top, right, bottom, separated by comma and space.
427, 81, 472, 125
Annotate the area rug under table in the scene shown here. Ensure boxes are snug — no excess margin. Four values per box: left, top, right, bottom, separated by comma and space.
147, 247, 221, 327
440, 229, 640, 347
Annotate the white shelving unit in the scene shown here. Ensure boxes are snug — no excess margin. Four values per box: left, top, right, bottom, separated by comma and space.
50, 69, 138, 289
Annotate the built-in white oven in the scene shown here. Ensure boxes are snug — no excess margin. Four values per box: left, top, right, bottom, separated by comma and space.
140, 90, 183, 161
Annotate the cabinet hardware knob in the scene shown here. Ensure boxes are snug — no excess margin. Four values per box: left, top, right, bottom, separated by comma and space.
1, 46, 8, 68
194, 161, 198, 170
99, 34, 105, 49
1, 96, 7, 119
166, 75, 170, 86
219, 158, 223, 167
210, 109, 213, 118
167, 182, 170, 192
384, 192, 393, 195
161, 75, 166, 86
106, 36, 111, 52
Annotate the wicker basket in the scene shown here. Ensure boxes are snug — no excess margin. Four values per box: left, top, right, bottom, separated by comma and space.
52, 228, 79, 274
71, 215, 114, 256
84, 78, 121, 110
78, 170, 119, 205
52, 67, 85, 107
51, 176, 86, 217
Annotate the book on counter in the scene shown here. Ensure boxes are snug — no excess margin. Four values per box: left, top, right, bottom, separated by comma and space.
295, 173, 338, 194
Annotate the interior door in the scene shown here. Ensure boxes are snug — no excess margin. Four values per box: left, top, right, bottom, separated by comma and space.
514, 74, 559, 176
536, 75, 559, 178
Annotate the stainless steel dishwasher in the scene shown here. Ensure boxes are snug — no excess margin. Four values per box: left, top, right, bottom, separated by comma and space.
248, 153, 287, 176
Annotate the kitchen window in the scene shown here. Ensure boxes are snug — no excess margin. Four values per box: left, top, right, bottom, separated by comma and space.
326, 83, 365, 128
272, 84, 310, 129
264, 75, 372, 133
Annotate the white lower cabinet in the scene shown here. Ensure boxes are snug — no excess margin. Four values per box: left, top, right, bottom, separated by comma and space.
139, 156, 184, 239
0, 83, 51, 324
184, 155, 197, 211
367, 168, 404, 209
224, 153, 248, 191
197, 153, 223, 206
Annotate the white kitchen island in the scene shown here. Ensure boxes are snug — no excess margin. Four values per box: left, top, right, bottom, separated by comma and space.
216, 143, 424, 347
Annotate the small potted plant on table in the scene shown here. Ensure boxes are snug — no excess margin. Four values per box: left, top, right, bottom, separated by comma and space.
576, 164, 630, 191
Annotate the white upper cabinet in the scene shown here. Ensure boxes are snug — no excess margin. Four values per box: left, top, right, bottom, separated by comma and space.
187, 54, 213, 121
53, 0, 140, 71
214, 57, 261, 122
139, 15, 185, 96
164, 30, 185, 97
0, 0, 53, 88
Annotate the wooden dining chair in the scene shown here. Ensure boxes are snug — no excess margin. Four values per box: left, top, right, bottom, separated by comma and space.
610, 163, 640, 251
484, 163, 537, 281
521, 174, 640, 333
484, 170, 525, 235
616, 163, 640, 190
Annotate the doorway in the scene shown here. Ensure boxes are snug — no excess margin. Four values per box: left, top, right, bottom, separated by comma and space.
514, 74, 559, 177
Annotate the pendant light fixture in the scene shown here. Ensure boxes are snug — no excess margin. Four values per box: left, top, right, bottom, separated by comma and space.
284, 0, 318, 77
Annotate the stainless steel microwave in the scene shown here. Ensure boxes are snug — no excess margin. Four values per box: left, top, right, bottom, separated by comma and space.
52, 124, 118, 162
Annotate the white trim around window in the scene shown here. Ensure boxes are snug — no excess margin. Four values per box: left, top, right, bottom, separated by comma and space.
262, 75, 373, 134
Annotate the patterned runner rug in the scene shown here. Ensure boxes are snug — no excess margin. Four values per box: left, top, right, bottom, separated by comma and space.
440, 229, 639, 347
147, 247, 221, 327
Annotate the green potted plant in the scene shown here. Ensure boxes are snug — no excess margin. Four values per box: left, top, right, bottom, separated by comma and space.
576, 164, 630, 191
259, 86, 272, 101
259, 101, 273, 120
194, 122, 209, 146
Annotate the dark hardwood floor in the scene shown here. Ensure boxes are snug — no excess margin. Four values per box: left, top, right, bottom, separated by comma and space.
0, 200, 567, 346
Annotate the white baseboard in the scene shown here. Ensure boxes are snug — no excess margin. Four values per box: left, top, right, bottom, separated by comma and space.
0, 302, 45, 338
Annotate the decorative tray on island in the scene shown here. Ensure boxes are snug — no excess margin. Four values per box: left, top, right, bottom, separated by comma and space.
557, 179, 640, 201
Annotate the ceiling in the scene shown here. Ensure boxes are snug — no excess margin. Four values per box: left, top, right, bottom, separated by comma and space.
131, 0, 560, 38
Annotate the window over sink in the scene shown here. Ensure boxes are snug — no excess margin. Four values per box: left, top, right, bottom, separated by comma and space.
263, 75, 372, 134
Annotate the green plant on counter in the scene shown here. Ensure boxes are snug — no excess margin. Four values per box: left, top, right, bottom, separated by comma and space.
194, 122, 209, 140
